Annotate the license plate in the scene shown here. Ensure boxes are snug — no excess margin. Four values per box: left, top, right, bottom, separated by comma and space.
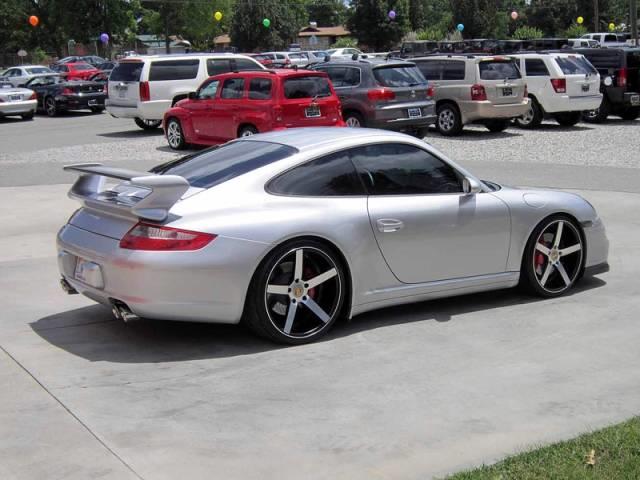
9, 94, 21, 101
582, 84, 590, 92
88, 99, 98, 106
631, 95, 640, 106
501, 87, 513, 96
74, 257, 103, 288
408, 107, 422, 118
305, 105, 321, 118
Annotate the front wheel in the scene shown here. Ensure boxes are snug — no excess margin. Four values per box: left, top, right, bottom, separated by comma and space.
238, 125, 258, 137
45, 97, 58, 117
436, 103, 463, 136
521, 215, 585, 298
134, 117, 162, 130
166, 118, 186, 150
514, 97, 543, 128
243, 240, 346, 344
554, 111, 581, 127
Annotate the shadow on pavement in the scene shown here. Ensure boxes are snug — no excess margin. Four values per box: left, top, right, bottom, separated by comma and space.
31, 275, 606, 363
98, 129, 163, 139
427, 127, 523, 141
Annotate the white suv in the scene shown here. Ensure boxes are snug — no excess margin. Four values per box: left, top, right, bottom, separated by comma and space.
512, 53, 602, 128
106, 54, 264, 130
581, 33, 627, 47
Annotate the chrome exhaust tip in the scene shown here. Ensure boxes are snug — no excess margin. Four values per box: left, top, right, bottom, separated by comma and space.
110, 301, 140, 323
60, 278, 78, 295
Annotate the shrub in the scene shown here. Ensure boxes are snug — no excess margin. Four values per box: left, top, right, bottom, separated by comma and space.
416, 27, 446, 41
512, 26, 544, 40
564, 24, 588, 38
330, 37, 358, 49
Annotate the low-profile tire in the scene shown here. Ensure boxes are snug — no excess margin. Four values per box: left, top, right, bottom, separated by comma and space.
582, 97, 610, 123
344, 111, 365, 128
238, 124, 258, 137
485, 119, 509, 133
166, 117, 186, 150
90, 106, 105, 114
520, 215, 586, 298
620, 107, 640, 121
243, 239, 347, 345
44, 97, 58, 117
514, 97, 543, 128
134, 117, 162, 130
21, 112, 35, 120
436, 103, 463, 136
554, 111, 582, 127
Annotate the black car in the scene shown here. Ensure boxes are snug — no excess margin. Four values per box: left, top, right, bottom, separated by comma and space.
89, 61, 117, 82
399, 41, 439, 58
575, 47, 640, 122
24, 74, 106, 116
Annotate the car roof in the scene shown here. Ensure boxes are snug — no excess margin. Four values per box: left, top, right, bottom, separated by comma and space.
208, 69, 327, 80
118, 53, 250, 61
319, 58, 415, 67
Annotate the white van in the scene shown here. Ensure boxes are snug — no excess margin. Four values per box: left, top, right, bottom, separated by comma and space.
106, 53, 265, 129
581, 33, 627, 47
511, 53, 602, 128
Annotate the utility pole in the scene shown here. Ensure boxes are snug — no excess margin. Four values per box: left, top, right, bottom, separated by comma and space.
631, 0, 638, 45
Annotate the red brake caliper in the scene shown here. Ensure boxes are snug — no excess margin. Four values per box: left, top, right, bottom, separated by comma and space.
535, 234, 550, 275
304, 266, 318, 299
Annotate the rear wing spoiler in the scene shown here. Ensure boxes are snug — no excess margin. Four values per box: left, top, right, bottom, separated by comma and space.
64, 163, 189, 222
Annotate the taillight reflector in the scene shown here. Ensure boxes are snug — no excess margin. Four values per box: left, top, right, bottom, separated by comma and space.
426, 86, 435, 99
470, 84, 487, 101
139, 81, 150, 102
120, 222, 216, 251
367, 88, 396, 101
550, 78, 566, 93
617, 68, 627, 88
29, 91, 37, 100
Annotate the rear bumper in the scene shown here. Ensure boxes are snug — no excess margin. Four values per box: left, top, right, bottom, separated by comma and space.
0, 99, 37, 116
57, 223, 267, 324
460, 98, 530, 123
57, 94, 106, 110
544, 94, 603, 113
369, 102, 436, 129
106, 99, 169, 121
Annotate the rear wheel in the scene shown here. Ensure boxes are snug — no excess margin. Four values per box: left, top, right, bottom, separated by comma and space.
521, 215, 585, 298
554, 111, 581, 126
134, 117, 161, 130
238, 125, 258, 137
243, 240, 346, 344
166, 118, 186, 150
436, 103, 463, 136
582, 97, 610, 123
620, 107, 640, 121
45, 97, 58, 117
485, 119, 509, 133
21, 112, 34, 120
344, 111, 365, 128
514, 97, 543, 128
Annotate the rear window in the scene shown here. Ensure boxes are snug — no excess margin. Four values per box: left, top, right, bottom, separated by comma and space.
110, 62, 143, 82
283, 76, 331, 98
151, 141, 298, 189
555, 56, 597, 75
249, 78, 272, 99
416, 61, 441, 80
478, 60, 521, 80
235, 58, 262, 71
149, 59, 199, 81
441, 61, 465, 80
72, 64, 93, 71
373, 66, 426, 87
524, 59, 549, 76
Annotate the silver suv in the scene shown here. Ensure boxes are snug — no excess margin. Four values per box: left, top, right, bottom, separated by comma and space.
412, 55, 529, 135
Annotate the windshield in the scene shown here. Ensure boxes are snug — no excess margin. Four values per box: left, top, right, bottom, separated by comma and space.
479, 60, 521, 80
555, 56, 598, 75
326, 49, 336, 55
73, 64, 94, 71
26, 67, 51, 74
373, 66, 427, 87
283, 76, 331, 98
151, 141, 299, 189
110, 62, 143, 82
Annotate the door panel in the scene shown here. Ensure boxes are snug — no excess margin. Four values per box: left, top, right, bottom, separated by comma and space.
367, 193, 511, 283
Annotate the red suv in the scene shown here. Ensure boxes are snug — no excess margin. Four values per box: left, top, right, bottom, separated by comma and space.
52, 62, 101, 81
163, 70, 345, 149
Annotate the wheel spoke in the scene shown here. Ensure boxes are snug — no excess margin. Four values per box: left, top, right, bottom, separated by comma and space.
283, 301, 298, 334
536, 243, 551, 256
304, 297, 330, 323
560, 243, 582, 256
553, 221, 564, 248
266, 284, 289, 295
555, 261, 572, 286
539, 262, 554, 287
293, 249, 303, 281
306, 268, 337, 289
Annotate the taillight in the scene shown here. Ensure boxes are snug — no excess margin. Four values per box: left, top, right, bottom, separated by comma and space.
139, 81, 150, 102
470, 84, 487, 101
367, 88, 396, 101
426, 86, 435, 99
617, 68, 627, 88
550, 78, 566, 93
104, 82, 108, 98
29, 91, 37, 100
120, 222, 216, 251
273, 105, 284, 125
62, 87, 74, 95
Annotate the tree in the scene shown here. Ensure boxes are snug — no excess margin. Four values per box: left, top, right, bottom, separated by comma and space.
307, 0, 347, 27
347, 0, 410, 50
408, 0, 425, 31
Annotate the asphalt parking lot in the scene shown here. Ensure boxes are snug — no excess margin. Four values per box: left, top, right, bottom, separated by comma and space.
1, 114, 639, 480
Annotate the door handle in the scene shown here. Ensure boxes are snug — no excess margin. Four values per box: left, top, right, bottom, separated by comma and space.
376, 219, 404, 233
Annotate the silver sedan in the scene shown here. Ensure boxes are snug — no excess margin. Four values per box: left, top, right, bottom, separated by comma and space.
0, 81, 37, 120
57, 128, 609, 344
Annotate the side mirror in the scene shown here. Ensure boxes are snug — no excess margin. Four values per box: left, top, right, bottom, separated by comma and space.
188, 91, 197, 100
463, 176, 483, 194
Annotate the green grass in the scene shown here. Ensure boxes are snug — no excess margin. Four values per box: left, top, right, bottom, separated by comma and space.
446, 417, 640, 480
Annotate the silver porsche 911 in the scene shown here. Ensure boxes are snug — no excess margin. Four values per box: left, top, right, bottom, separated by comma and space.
57, 128, 609, 344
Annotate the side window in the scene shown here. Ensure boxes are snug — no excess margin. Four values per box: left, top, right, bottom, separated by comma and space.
149, 59, 199, 81
322, 67, 346, 87
248, 78, 272, 100
5, 69, 18, 77
268, 151, 365, 196
524, 59, 549, 76
343, 67, 361, 86
441, 61, 465, 80
234, 58, 262, 71
350, 143, 462, 195
604, 34, 617, 42
197, 80, 219, 99
206, 59, 232, 76
220, 78, 245, 99
416, 61, 441, 80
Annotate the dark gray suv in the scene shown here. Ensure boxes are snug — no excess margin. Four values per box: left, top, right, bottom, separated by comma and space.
312, 58, 436, 134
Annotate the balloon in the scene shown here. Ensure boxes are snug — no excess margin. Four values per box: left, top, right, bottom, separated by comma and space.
609, 22, 615, 31
510, 11, 518, 20
214, 11, 222, 21
100, 33, 109, 44
262, 18, 270, 28
457, 23, 464, 32
577, 16, 584, 24
28, 15, 39, 27
388, 10, 396, 20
